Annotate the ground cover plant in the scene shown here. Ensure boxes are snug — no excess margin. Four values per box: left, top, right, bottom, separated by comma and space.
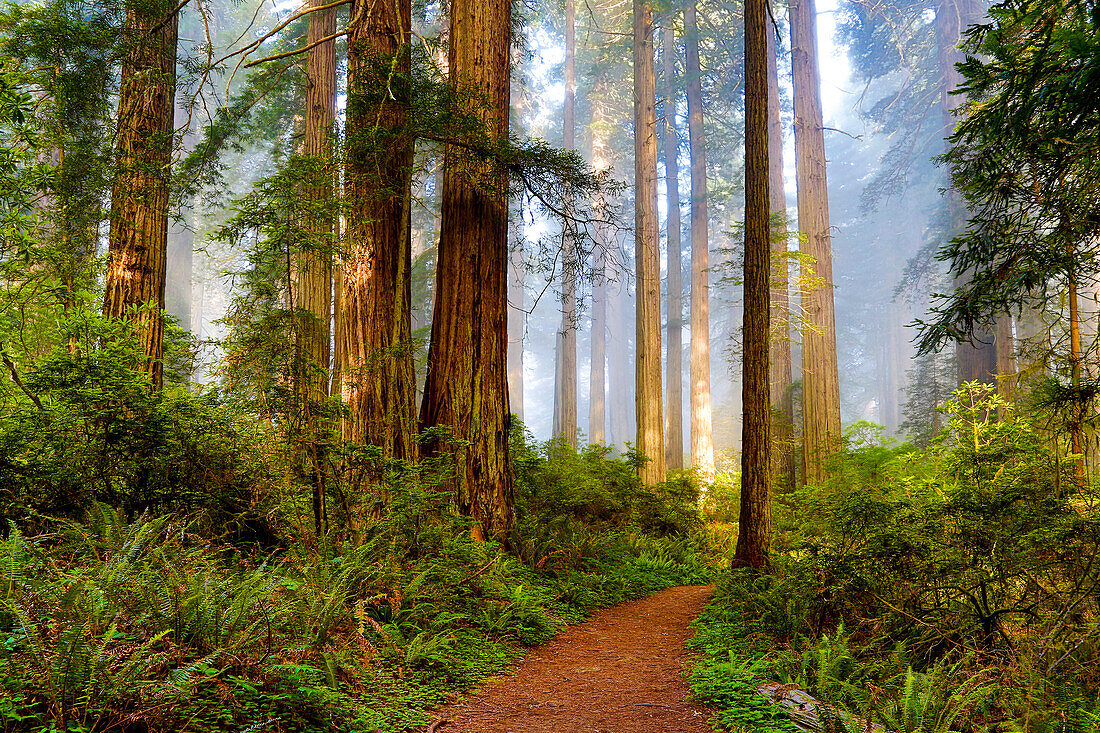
0, 351, 720, 733
690, 383, 1100, 732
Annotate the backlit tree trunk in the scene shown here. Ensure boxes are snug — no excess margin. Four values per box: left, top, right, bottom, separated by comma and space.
341, 0, 416, 462
589, 96, 613, 446
685, 1, 715, 480
735, 0, 772, 571
420, 0, 515, 543
294, 0, 338, 533
767, 4, 795, 490
936, 0, 997, 386
662, 24, 684, 471
790, 0, 841, 484
634, 0, 666, 484
103, 0, 179, 388
553, 0, 578, 448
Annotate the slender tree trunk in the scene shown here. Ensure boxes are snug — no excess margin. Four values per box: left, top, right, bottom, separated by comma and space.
294, 0, 338, 534
508, 223, 525, 424
936, 0, 997, 386
685, 1, 715, 480
610, 263, 636, 448
420, 0, 515, 543
634, 0, 665, 484
1068, 251, 1086, 479
767, 4, 795, 490
341, 0, 416, 463
103, 0, 178, 388
589, 241, 607, 443
790, 0, 841, 484
735, 0, 772, 571
553, 0, 579, 448
662, 24, 684, 471
589, 96, 613, 446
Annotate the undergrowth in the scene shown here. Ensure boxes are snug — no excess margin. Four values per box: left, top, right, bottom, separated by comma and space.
0, 435, 719, 732
690, 385, 1100, 733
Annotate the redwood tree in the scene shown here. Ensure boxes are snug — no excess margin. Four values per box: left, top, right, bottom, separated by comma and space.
685, 0, 715, 479
341, 0, 416, 462
553, 0, 579, 449
634, 0, 666, 485
420, 0, 515, 543
662, 23, 684, 471
790, 0, 841, 484
767, 0, 795, 490
736, 0, 772, 571
102, 0, 179, 387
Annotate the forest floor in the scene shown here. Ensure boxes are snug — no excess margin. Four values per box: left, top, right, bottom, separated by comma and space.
430, 584, 717, 733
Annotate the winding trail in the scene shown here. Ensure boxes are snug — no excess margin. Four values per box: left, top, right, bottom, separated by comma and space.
434, 584, 716, 733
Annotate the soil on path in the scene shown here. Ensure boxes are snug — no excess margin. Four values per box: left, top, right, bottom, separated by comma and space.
434, 584, 716, 733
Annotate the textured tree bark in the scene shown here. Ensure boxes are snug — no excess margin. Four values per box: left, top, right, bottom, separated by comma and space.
553, 0, 579, 449
295, 0, 338, 534
685, 1, 715, 480
662, 24, 684, 471
341, 0, 416, 463
634, 0, 666, 485
420, 0, 515, 544
767, 4, 795, 490
735, 0, 773, 571
790, 0, 841, 484
103, 0, 178, 388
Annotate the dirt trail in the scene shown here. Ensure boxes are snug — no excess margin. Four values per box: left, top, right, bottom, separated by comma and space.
434, 584, 716, 733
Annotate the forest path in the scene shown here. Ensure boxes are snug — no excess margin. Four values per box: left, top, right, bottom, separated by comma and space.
431, 584, 716, 733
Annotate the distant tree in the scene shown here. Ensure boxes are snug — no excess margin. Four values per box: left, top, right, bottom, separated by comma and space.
790, 0, 841, 483
102, 0, 179, 387
634, 0, 666, 485
662, 21, 685, 471
553, 0, 579, 449
920, 0, 1100, 475
420, 0, 515, 543
684, 0, 715, 480
735, 0, 772, 571
767, 0, 795, 490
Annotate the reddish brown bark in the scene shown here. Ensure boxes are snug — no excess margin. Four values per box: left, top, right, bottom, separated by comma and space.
341, 0, 417, 464
420, 0, 515, 543
735, 0, 773, 571
634, 0, 666, 485
685, 1, 715, 480
791, 0, 841, 484
103, 0, 179, 388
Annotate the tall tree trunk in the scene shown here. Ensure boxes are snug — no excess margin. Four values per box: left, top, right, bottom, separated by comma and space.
293, 0, 338, 534
634, 0, 666, 484
103, 0, 179, 389
508, 223, 525, 424
685, 1, 715, 480
553, 0, 579, 448
936, 0, 997, 386
589, 96, 613, 446
662, 23, 684, 471
420, 0, 515, 543
735, 0, 772, 571
609, 266, 636, 448
589, 241, 607, 443
767, 3, 795, 490
790, 0, 841, 484
341, 0, 416, 463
